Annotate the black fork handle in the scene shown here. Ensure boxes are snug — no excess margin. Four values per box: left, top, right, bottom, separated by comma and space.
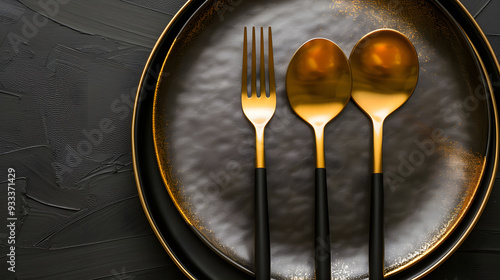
255, 168, 270, 280
315, 168, 331, 280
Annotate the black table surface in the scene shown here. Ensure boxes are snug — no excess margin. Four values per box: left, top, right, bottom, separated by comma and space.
0, 0, 499, 279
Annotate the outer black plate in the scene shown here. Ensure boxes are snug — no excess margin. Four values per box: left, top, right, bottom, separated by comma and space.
132, 0, 499, 279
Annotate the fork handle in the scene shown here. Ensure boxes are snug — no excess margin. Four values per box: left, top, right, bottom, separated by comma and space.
255, 168, 270, 280
315, 168, 331, 280
370, 173, 384, 280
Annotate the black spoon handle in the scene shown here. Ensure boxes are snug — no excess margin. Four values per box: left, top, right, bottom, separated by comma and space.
370, 173, 384, 280
315, 168, 331, 280
255, 168, 270, 280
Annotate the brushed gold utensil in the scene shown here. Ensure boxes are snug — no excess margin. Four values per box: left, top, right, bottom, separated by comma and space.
349, 29, 419, 280
286, 38, 352, 280
241, 26, 276, 280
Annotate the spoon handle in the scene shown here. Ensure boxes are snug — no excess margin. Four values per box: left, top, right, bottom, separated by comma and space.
255, 168, 270, 280
370, 173, 384, 280
315, 168, 331, 280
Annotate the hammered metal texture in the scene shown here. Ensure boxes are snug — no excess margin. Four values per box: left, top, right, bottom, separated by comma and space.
152, 0, 490, 279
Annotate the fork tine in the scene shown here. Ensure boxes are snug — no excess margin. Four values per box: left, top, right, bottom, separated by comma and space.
242, 27, 247, 97
251, 27, 257, 97
260, 27, 266, 98
268, 27, 276, 97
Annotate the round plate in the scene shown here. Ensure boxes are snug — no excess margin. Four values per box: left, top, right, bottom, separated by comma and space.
133, 0, 499, 279
155, 0, 493, 278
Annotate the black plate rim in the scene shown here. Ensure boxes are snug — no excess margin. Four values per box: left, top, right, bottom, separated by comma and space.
132, 0, 500, 279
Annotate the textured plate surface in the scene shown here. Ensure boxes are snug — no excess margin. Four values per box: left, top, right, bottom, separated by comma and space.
151, 0, 492, 279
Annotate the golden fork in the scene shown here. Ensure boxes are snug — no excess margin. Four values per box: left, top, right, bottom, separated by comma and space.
241, 26, 276, 280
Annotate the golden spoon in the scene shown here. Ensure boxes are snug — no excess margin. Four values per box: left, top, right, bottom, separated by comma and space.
349, 29, 419, 280
286, 38, 352, 280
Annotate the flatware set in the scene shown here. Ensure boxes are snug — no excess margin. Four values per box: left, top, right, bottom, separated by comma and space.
241, 27, 418, 279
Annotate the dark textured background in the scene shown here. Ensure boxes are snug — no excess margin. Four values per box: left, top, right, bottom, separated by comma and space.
0, 0, 499, 279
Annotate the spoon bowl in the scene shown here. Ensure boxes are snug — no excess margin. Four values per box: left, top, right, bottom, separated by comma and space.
286, 38, 351, 280
350, 29, 419, 280
350, 29, 419, 125
287, 39, 352, 133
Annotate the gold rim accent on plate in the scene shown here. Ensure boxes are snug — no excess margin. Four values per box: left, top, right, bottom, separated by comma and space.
132, 1, 500, 280
408, 1, 500, 278
132, 1, 196, 279
454, 0, 500, 72
385, 144, 487, 277
385, 33, 497, 278
409, 4, 500, 276
414, 39, 499, 280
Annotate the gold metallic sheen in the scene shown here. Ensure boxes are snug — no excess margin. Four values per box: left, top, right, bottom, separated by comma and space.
286, 38, 352, 168
132, 1, 196, 280
241, 26, 277, 168
350, 29, 419, 173
411, 29, 499, 279
134, 2, 500, 280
